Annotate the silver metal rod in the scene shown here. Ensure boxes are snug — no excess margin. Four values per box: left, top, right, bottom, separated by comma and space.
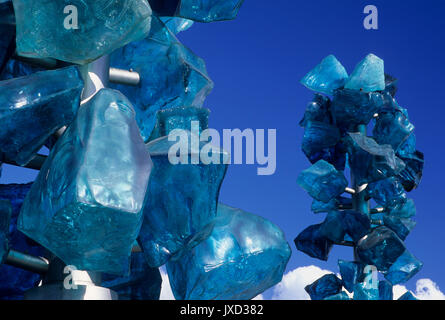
344, 187, 356, 195
5, 249, 49, 274
109, 67, 140, 86
371, 207, 385, 214
3, 154, 47, 170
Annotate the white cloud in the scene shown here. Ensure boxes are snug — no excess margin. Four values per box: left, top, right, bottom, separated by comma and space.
271, 265, 334, 300
393, 284, 409, 299
415, 279, 445, 300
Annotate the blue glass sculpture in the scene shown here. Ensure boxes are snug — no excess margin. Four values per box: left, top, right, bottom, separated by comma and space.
148, 0, 245, 23
0, 67, 83, 165
305, 274, 342, 300
161, 17, 194, 34
18, 89, 152, 275
296, 55, 424, 300
301, 55, 348, 95
139, 130, 228, 267
12, 0, 152, 64
166, 203, 291, 300
110, 16, 213, 141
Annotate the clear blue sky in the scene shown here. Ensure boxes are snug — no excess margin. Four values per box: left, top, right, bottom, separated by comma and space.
2, 0, 444, 297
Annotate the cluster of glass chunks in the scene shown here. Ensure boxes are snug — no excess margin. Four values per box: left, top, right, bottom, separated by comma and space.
0, 0, 292, 300
296, 54, 424, 300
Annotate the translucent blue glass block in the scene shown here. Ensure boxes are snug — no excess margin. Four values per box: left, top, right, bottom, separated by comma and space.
297, 160, 348, 203
102, 252, 162, 300
367, 177, 407, 209
149, 0, 244, 22
294, 224, 333, 261
299, 94, 332, 127
353, 282, 379, 300
319, 211, 345, 243
373, 107, 414, 152
110, 16, 213, 141
356, 226, 406, 272
379, 280, 393, 300
384, 74, 398, 97
305, 274, 342, 300
346, 132, 405, 185
338, 260, 364, 293
0, 1, 15, 69
331, 89, 385, 130
0, 59, 42, 80
160, 17, 194, 34
139, 132, 228, 267
0, 183, 44, 300
388, 198, 416, 218
311, 197, 352, 214
383, 215, 416, 240
324, 291, 350, 300
0, 67, 83, 165
149, 106, 209, 141
0, 200, 11, 263
18, 89, 152, 275
166, 204, 291, 300
383, 250, 422, 285
344, 54, 385, 92
13, 0, 152, 64
342, 210, 371, 242
301, 55, 348, 95
398, 291, 417, 300
397, 150, 424, 192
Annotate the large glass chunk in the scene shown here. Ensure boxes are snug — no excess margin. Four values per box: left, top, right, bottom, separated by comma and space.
149, 0, 244, 22
294, 224, 333, 261
301, 55, 348, 95
346, 133, 405, 185
388, 198, 416, 218
0, 1, 15, 71
338, 260, 364, 293
311, 197, 352, 214
324, 291, 350, 300
167, 204, 291, 300
12, 0, 152, 64
397, 150, 424, 192
383, 250, 422, 285
0, 67, 83, 165
331, 89, 385, 131
383, 215, 416, 240
356, 226, 406, 272
344, 54, 385, 92
398, 291, 417, 300
160, 17, 194, 34
299, 94, 332, 127
0, 200, 11, 264
297, 160, 348, 203
102, 252, 162, 300
379, 280, 393, 300
353, 282, 379, 300
305, 274, 342, 300
0, 183, 44, 300
18, 89, 152, 275
110, 17, 213, 141
319, 211, 345, 243
139, 132, 228, 267
367, 177, 407, 209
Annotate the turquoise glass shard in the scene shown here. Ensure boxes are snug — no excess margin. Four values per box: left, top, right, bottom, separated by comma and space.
299, 94, 332, 127
110, 17, 213, 141
388, 198, 416, 218
149, 106, 209, 141
319, 210, 370, 244
160, 17, 194, 34
18, 89, 152, 275
0, 67, 83, 165
0, 200, 11, 264
149, 0, 244, 22
356, 226, 406, 272
398, 291, 418, 300
397, 150, 424, 192
140, 132, 228, 267
344, 54, 385, 92
102, 252, 162, 300
294, 224, 333, 261
367, 177, 407, 209
324, 291, 350, 300
383, 215, 416, 240
383, 250, 422, 285
346, 132, 405, 185
379, 280, 393, 300
384, 74, 398, 97
12, 0, 152, 64
301, 55, 348, 95
297, 160, 348, 203
0, 58, 42, 80
166, 203, 291, 300
319, 211, 345, 243
353, 282, 379, 300
0, 183, 43, 300
311, 197, 352, 214
305, 274, 342, 300
338, 260, 364, 293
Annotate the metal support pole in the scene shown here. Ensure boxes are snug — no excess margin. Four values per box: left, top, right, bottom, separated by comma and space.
5, 249, 49, 274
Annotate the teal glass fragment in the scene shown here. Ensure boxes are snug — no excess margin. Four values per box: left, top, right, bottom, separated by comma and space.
367, 177, 407, 209
12, 0, 152, 64
353, 282, 379, 300
383, 250, 423, 285
398, 291, 418, 300
166, 203, 291, 300
0, 200, 11, 264
305, 274, 342, 300
294, 224, 333, 261
110, 17, 213, 141
324, 291, 350, 300
338, 260, 364, 293
160, 17, 194, 34
0, 67, 83, 165
301, 55, 348, 95
379, 280, 393, 300
139, 132, 228, 267
18, 89, 152, 275
297, 160, 348, 203
344, 54, 385, 92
